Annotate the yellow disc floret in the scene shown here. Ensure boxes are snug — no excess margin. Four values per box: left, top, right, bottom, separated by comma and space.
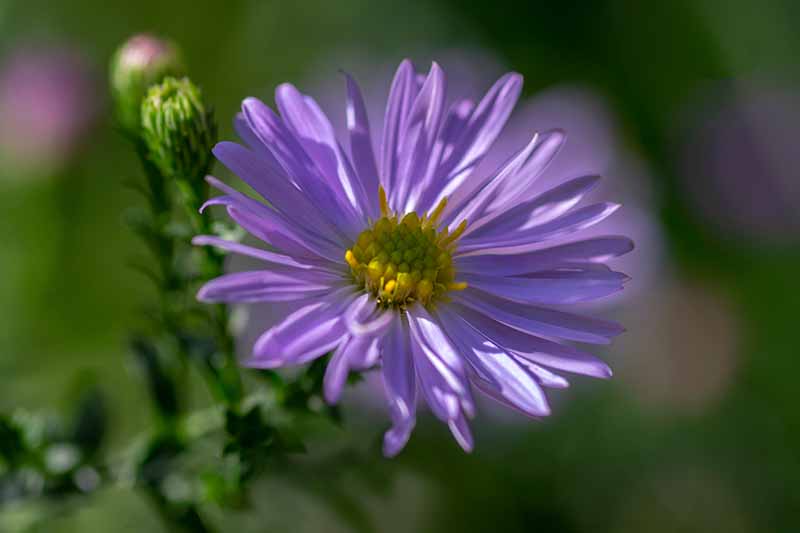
345, 187, 468, 309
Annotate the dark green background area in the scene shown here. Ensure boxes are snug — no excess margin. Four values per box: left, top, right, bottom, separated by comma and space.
1, 0, 798, 531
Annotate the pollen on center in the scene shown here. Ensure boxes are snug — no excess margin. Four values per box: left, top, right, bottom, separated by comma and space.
345, 187, 468, 309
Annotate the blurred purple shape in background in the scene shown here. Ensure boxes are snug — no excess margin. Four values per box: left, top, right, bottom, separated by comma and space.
0, 43, 99, 179
677, 80, 800, 246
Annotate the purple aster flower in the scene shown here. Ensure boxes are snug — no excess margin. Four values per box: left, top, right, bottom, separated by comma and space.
196, 60, 633, 455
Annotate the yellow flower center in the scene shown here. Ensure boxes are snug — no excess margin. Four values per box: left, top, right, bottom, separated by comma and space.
345, 187, 468, 309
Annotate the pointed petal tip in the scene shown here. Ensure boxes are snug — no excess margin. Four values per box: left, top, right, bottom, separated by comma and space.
396, 58, 415, 75
382, 440, 402, 458
275, 82, 302, 104
496, 71, 524, 93
608, 325, 626, 339
195, 285, 213, 303
241, 96, 271, 121
448, 418, 474, 453
612, 235, 636, 255
340, 69, 356, 85
382, 426, 412, 458
323, 382, 342, 405
198, 199, 215, 213
241, 355, 281, 370
211, 140, 240, 158
569, 173, 603, 192
241, 96, 263, 109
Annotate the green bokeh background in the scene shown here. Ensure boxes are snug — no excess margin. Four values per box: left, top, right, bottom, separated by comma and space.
1, 0, 798, 531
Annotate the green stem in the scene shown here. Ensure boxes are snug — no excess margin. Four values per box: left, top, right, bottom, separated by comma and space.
176, 177, 243, 408
129, 141, 218, 533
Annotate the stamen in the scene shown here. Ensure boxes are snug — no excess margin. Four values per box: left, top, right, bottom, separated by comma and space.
427, 197, 448, 227
345, 189, 469, 309
344, 250, 359, 270
448, 281, 468, 291
379, 185, 389, 217
441, 219, 468, 246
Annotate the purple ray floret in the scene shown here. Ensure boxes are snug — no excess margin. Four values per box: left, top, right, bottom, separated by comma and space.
195, 59, 633, 456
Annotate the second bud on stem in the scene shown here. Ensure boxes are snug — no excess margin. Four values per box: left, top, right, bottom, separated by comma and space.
140, 77, 217, 184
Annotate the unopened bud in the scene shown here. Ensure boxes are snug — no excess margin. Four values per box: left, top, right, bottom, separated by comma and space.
110, 34, 185, 135
140, 77, 217, 181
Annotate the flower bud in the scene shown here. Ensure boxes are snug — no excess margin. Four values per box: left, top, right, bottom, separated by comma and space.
140, 77, 217, 181
110, 34, 185, 135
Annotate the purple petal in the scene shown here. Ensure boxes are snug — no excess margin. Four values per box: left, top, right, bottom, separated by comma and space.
444, 130, 565, 228
201, 176, 343, 262
454, 288, 624, 344
381, 315, 416, 457
241, 97, 362, 237
343, 292, 394, 336
438, 307, 551, 417
197, 270, 340, 303
487, 130, 566, 209
192, 235, 343, 274
517, 359, 570, 389
233, 112, 265, 153
451, 302, 613, 378
447, 411, 474, 453
407, 306, 469, 397
460, 268, 628, 304
247, 288, 354, 367
381, 59, 418, 197
455, 236, 634, 276
458, 202, 621, 253
230, 206, 343, 263
212, 142, 343, 242
394, 62, 448, 213
420, 72, 523, 213
323, 334, 379, 404
407, 306, 474, 421
323, 336, 353, 404
344, 73, 381, 218
465, 175, 602, 239
275, 83, 371, 218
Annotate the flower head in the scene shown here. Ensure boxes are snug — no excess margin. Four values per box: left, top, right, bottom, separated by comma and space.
196, 60, 633, 455
110, 34, 185, 136
140, 77, 217, 181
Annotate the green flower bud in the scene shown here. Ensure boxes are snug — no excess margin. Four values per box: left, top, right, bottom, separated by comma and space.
110, 34, 185, 135
140, 77, 217, 181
